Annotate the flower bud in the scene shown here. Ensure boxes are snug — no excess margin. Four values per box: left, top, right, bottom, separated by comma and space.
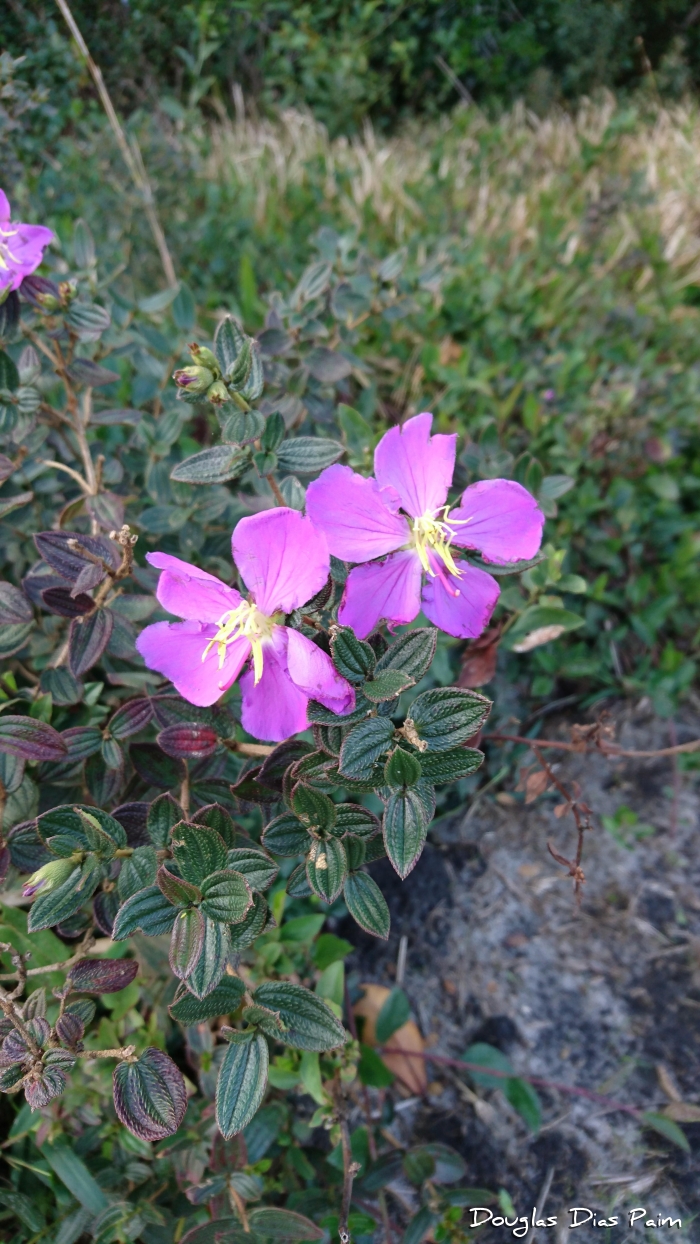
19, 274, 61, 311
206, 379, 230, 406
189, 343, 219, 373
22, 856, 80, 899
58, 280, 77, 305
173, 366, 215, 394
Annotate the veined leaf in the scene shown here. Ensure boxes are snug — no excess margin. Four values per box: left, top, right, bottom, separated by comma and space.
216, 1031, 269, 1139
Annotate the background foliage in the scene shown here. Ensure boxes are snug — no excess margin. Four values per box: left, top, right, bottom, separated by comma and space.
4, 0, 700, 135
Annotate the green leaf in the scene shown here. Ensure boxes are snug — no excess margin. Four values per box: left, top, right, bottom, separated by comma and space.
409, 687, 491, 751
338, 717, 394, 780
192, 802, 238, 847
170, 906, 205, 979
172, 822, 228, 884
170, 974, 245, 1023
253, 982, 346, 1051
113, 1047, 187, 1141
286, 862, 313, 897
170, 445, 249, 485
214, 315, 246, 374
219, 407, 266, 446
307, 694, 372, 726
278, 913, 326, 943
216, 1031, 269, 1139
181, 917, 231, 1000
226, 847, 278, 892
117, 846, 158, 901
261, 410, 285, 452
247, 1208, 324, 1242
112, 885, 178, 940
344, 872, 390, 938
375, 987, 410, 1043
461, 1042, 512, 1087
292, 783, 336, 833
344, 834, 366, 871
228, 893, 269, 950
337, 403, 373, 460
258, 739, 313, 790
306, 837, 347, 903
383, 788, 429, 879
505, 1077, 541, 1132
364, 669, 415, 702
28, 863, 99, 932
358, 1043, 395, 1087
403, 1207, 438, 1244
40, 1137, 108, 1214
331, 627, 375, 683
262, 812, 311, 857
375, 627, 437, 681
200, 869, 252, 924
641, 1111, 690, 1152
507, 605, 585, 652
147, 793, 183, 848
172, 282, 196, 331
157, 864, 202, 908
384, 746, 422, 788
0, 350, 19, 393
332, 804, 381, 839
276, 437, 344, 474
313, 933, 354, 970
418, 747, 484, 783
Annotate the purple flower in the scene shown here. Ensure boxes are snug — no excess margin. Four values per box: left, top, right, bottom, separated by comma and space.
306, 412, 545, 640
135, 508, 355, 741
0, 191, 54, 298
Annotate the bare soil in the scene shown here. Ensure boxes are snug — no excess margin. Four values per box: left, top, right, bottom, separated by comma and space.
340, 700, 700, 1243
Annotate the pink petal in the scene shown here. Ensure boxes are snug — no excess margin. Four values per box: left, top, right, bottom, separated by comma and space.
146, 552, 242, 622
421, 556, 500, 639
338, 550, 422, 640
239, 629, 309, 742
0, 192, 9, 224
232, 508, 329, 616
136, 620, 250, 706
305, 464, 408, 562
448, 479, 545, 564
374, 412, 457, 519
285, 627, 355, 715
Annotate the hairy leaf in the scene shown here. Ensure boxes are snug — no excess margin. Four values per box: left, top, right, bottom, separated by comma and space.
253, 982, 346, 1051
216, 1032, 269, 1139
343, 872, 390, 939
113, 1047, 187, 1141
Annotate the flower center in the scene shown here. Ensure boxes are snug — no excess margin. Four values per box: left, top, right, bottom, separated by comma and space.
411, 507, 468, 580
201, 601, 277, 685
0, 225, 20, 272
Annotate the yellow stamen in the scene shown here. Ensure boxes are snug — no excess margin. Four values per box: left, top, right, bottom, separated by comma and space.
410, 506, 470, 578
201, 601, 277, 685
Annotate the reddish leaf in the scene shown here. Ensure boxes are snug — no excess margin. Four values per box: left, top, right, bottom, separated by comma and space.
67, 957, 139, 994
157, 723, 219, 760
34, 531, 119, 581
69, 608, 114, 677
113, 1047, 187, 1141
131, 743, 185, 789
70, 561, 105, 595
0, 716, 67, 762
458, 625, 501, 689
42, 587, 96, 618
109, 699, 153, 740
61, 726, 102, 761
55, 1012, 84, 1046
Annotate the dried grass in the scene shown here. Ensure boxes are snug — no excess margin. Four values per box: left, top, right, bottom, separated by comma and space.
198, 93, 700, 283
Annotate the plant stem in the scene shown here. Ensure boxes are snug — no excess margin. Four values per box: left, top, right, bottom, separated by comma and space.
53, 0, 177, 287
75, 1044, 136, 1060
